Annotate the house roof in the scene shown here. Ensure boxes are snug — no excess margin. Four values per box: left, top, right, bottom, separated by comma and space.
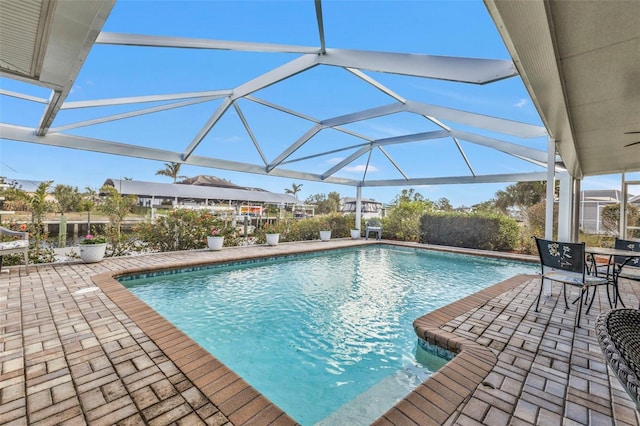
103, 179, 300, 205
177, 175, 246, 190
581, 190, 623, 203
340, 197, 382, 205
3, 179, 45, 193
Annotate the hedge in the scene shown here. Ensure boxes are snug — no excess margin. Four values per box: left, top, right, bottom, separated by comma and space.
419, 211, 519, 251
255, 213, 355, 243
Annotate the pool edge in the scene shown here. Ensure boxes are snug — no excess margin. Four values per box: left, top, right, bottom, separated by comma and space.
373, 273, 535, 425
91, 242, 536, 425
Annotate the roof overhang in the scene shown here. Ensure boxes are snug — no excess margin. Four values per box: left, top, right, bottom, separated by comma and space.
0, 0, 116, 134
484, 0, 640, 178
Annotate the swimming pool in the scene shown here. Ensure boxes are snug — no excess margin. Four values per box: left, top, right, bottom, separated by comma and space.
122, 246, 536, 425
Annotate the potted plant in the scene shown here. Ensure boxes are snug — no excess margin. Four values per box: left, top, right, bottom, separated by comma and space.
262, 223, 280, 246
207, 229, 224, 250
79, 234, 107, 263
266, 232, 280, 246
319, 230, 332, 241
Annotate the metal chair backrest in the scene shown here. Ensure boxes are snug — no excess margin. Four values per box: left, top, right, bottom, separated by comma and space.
366, 219, 381, 228
535, 237, 586, 276
614, 238, 640, 268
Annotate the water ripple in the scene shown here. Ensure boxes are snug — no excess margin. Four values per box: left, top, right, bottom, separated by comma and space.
124, 246, 536, 425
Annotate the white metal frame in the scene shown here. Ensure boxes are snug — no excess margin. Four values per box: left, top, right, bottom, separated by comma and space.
621, 179, 640, 239
0, 1, 557, 190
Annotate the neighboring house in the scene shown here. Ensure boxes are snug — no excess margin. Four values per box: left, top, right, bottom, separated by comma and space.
580, 189, 638, 233
1, 178, 58, 206
103, 177, 301, 215
3, 178, 44, 194
455, 206, 474, 213
339, 197, 384, 219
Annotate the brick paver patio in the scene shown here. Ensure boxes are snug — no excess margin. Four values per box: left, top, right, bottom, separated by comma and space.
1, 240, 639, 425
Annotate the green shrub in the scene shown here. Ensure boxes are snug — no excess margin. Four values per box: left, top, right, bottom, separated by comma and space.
293, 218, 322, 241
420, 211, 519, 251
134, 209, 231, 252
254, 213, 355, 243
318, 213, 354, 238
254, 220, 299, 243
0, 222, 56, 265
382, 192, 434, 241
579, 232, 614, 248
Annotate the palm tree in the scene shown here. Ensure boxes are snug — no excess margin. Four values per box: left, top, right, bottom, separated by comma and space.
156, 162, 186, 183
284, 182, 303, 199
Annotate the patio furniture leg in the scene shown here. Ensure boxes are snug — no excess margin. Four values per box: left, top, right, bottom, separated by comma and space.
575, 288, 585, 328
585, 286, 599, 315
605, 284, 613, 308
614, 273, 626, 308
535, 277, 545, 312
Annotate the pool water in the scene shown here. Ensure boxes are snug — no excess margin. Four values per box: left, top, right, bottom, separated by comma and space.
122, 246, 536, 425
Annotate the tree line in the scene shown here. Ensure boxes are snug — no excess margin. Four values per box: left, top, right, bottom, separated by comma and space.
3, 170, 637, 265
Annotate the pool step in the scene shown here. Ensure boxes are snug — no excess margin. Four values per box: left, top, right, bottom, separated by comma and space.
315, 364, 429, 426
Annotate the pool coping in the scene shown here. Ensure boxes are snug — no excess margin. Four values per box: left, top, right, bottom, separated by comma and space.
90, 240, 537, 424
376, 273, 534, 425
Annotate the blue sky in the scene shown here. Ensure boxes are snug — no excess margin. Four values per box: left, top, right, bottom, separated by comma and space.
1, 0, 637, 206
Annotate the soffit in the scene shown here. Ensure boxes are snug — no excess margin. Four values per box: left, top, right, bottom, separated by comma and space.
0, 0, 115, 90
485, 0, 640, 178
0, 0, 47, 81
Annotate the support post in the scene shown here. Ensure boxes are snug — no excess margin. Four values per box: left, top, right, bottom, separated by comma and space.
572, 178, 581, 241
545, 137, 556, 240
543, 137, 556, 296
557, 172, 573, 242
620, 172, 627, 239
355, 187, 362, 231
58, 214, 67, 248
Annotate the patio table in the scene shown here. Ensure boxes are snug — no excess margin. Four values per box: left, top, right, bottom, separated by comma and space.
586, 246, 640, 308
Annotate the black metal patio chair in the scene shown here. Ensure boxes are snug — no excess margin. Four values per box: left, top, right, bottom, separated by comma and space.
534, 237, 609, 327
613, 239, 640, 307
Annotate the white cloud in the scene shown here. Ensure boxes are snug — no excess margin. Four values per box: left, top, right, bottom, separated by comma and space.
344, 164, 379, 173
71, 80, 95, 94
514, 98, 528, 108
